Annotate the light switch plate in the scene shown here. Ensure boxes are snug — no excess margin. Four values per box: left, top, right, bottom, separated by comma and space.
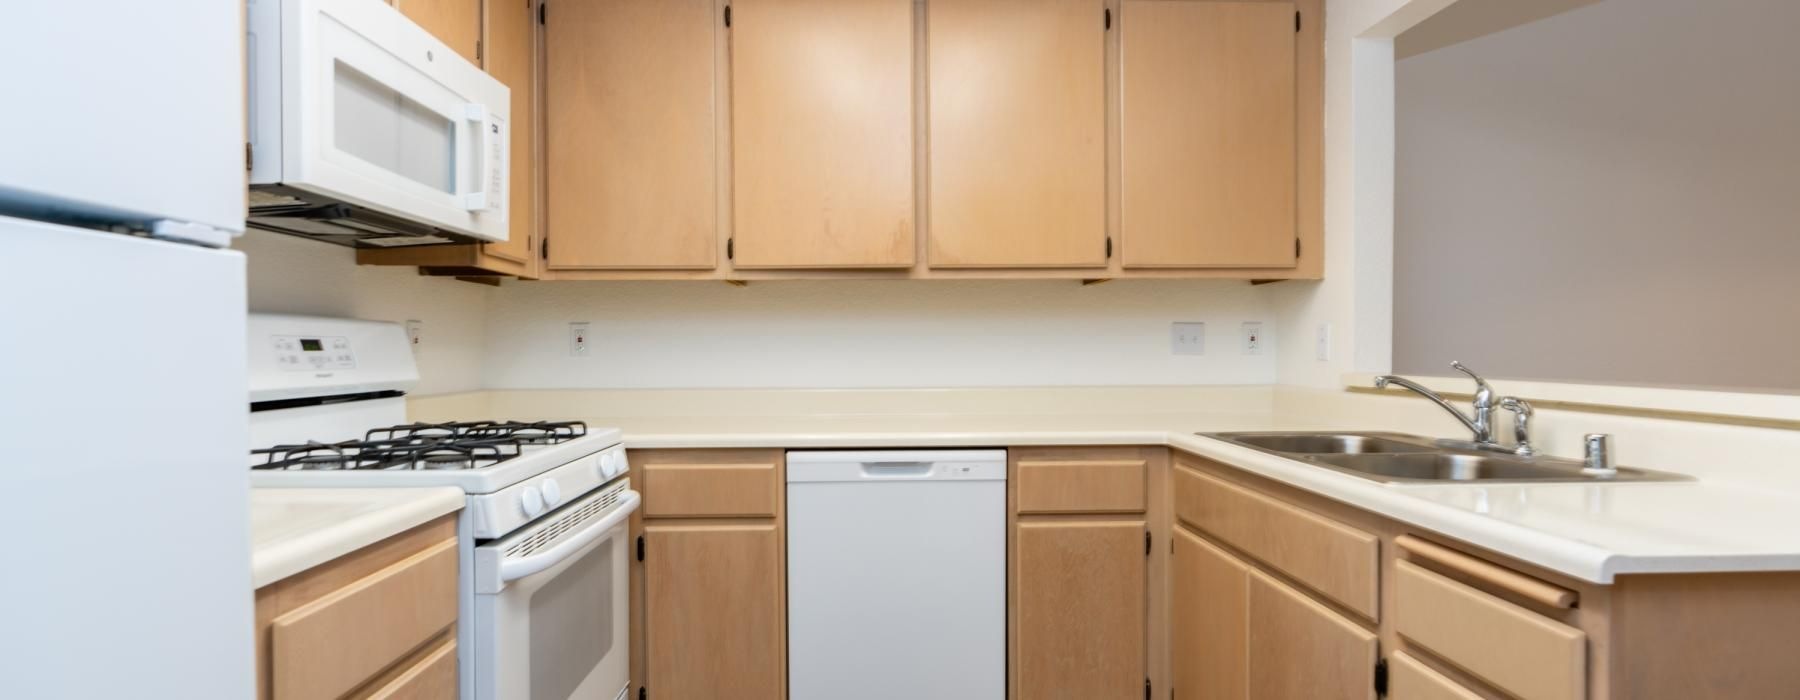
1171, 322, 1206, 356
1315, 322, 1332, 362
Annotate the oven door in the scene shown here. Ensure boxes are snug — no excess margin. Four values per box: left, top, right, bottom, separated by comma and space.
473, 485, 639, 700
259, 0, 509, 241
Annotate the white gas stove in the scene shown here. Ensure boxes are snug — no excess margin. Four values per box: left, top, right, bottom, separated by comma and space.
247, 313, 636, 700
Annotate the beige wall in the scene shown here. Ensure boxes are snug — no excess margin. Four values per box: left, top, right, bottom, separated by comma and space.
1394, 0, 1800, 393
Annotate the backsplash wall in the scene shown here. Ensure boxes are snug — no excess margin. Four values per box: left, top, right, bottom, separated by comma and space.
480, 280, 1279, 389
236, 230, 493, 396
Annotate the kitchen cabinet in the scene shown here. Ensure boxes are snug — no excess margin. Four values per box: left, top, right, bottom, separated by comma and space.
1010, 447, 1161, 699
1120, 0, 1299, 268
927, 0, 1107, 268
1171, 526, 1376, 700
630, 449, 786, 700
252, 515, 459, 700
730, 0, 915, 268
396, 0, 482, 63
358, 0, 539, 278
543, 0, 719, 270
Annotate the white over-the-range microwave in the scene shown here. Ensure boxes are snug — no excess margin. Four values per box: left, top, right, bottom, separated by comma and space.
246, 0, 509, 247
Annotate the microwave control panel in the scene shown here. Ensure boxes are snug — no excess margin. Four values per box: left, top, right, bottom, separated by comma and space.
271, 335, 357, 371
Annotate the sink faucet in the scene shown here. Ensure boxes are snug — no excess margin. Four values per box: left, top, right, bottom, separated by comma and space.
1374, 361, 1497, 448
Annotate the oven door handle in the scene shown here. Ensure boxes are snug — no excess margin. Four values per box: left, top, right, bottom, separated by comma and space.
499, 490, 640, 584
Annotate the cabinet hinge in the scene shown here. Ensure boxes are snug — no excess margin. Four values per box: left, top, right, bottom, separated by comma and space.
1105, 236, 1114, 259
1296, 11, 1302, 32
636, 535, 645, 561
1145, 678, 1151, 700
726, 237, 735, 261
475, 39, 483, 62
541, 238, 549, 260
1374, 659, 1389, 695
245, 142, 253, 171
638, 687, 646, 700
1105, 8, 1112, 30
1145, 531, 1151, 555
1295, 237, 1302, 258
538, 1, 545, 24
724, 5, 732, 27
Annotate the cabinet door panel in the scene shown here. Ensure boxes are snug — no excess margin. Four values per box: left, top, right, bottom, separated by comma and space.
644, 524, 784, 699
928, 0, 1106, 268
1015, 520, 1146, 698
731, 0, 914, 268
1171, 527, 1249, 700
397, 0, 482, 62
484, 0, 536, 265
1120, 0, 1297, 268
1247, 570, 1378, 700
545, 0, 718, 269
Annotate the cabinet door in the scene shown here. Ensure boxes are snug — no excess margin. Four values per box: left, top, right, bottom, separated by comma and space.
643, 524, 784, 699
1120, 0, 1297, 268
1248, 569, 1378, 700
396, 0, 482, 62
928, 0, 1106, 268
545, 0, 718, 269
1171, 527, 1249, 700
731, 0, 914, 268
1015, 520, 1146, 698
483, 0, 536, 265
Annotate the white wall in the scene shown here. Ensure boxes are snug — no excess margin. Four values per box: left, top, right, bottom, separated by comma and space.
1393, 0, 1800, 393
482, 280, 1279, 389
235, 231, 492, 396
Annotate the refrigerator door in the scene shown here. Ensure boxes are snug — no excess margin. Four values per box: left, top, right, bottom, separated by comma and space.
0, 218, 252, 698
0, 1, 243, 241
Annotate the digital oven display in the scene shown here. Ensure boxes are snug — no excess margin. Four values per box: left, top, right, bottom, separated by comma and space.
299, 339, 323, 352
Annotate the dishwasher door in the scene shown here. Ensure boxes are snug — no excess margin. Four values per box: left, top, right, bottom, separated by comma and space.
786, 450, 1007, 700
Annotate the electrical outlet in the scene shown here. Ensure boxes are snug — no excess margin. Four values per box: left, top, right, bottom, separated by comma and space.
1242, 322, 1264, 355
569, 322, 591, 357
404, 320, 423, 353
1171, 322, 1206, 356
1315, 322, 1332, 362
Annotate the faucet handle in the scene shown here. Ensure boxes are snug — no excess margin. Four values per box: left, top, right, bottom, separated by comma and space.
1450, 361, 1495, 405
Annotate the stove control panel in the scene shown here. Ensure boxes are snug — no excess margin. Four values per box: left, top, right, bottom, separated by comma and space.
271, 334, 356, 371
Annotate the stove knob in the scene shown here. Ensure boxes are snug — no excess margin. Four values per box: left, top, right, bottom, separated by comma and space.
520, 485, 544, 518
540, 479, 563, 507
606, 452, 629, 479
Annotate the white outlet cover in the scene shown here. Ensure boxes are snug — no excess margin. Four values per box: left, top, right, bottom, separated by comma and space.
569, 322, 591, 357
404, 320, 422, 353
1315, 322, 1332, 362
1171, 322, 1206, 356
1242, 322, 1264, 355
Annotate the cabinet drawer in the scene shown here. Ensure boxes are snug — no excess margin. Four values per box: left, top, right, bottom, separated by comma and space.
358, 636, 457, 700
1389, 651, 1483, 700
1017, 458, 1147, 513
271, 538, 459, 700
1173, 463, 1379, 619
1395, 560, 1585, 700
643, 461, 779, 518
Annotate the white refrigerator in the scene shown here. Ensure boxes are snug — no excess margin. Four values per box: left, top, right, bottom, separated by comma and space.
0, 2, 253, 698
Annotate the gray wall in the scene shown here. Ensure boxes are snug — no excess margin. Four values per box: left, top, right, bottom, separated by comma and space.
1394, 0, 1800, 393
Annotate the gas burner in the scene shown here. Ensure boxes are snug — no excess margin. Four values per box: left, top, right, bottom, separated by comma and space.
252, 436, 524, 471
364, 420, 588, 445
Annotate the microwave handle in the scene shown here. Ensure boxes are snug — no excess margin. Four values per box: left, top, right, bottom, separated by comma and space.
462, 103, 494, 211
498, 490, 640, 583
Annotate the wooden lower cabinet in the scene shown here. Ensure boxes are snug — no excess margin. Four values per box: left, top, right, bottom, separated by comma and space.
630, 449, 786, 700
1171, 525, 1375, 700
252, 515, 460, 700
1015, 520, 1147, 698
642, 524, 784, 699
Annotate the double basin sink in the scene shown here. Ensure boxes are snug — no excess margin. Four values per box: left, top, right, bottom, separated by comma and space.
1203, 431, 1688, 484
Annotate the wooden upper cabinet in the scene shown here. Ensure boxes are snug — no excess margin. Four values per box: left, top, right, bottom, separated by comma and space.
1120, 0, 1298, 268
484, 0, 537, 266
730, 0, 915, 268
396, 0, 483, 62
927, 0, 1107, 268
545, 0, 718, 269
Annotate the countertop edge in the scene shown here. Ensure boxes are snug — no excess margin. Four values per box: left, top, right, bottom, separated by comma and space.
251, 487, 465, 589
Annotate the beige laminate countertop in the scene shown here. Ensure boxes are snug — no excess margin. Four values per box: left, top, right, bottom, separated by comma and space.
250, 487, 463, 588
559, 412, 1800, 584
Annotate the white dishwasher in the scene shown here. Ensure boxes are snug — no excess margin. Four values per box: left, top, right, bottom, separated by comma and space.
787, 450, 1006, 700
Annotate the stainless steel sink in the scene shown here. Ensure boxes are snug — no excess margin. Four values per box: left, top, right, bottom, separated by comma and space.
1204, 431, 1689, 484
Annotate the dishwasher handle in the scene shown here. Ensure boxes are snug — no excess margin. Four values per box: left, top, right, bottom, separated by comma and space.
859, 461, 935, 478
